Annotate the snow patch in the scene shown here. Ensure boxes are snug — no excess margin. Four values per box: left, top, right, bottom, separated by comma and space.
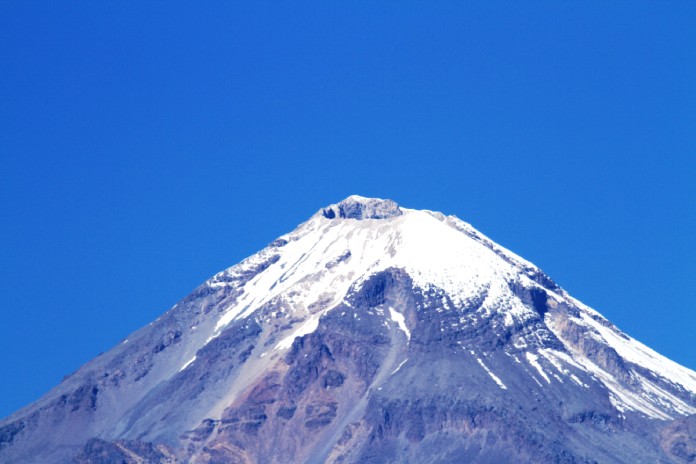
275, 315, 320, 350
539, 349, 589, 388
391, 359, 409, 375
388, 307, 410, 340
574, 355, 674, 420
526, 352, 551, 384
476, 357, 507, 390
179, 356, 196, 372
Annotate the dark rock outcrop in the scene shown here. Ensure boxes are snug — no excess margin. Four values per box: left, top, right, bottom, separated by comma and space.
322, 196, 402, 220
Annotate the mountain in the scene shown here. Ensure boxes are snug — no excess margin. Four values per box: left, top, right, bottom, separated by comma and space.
1, 195, 695, 463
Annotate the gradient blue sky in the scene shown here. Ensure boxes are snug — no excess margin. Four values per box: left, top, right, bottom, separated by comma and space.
1, 2, 694, 419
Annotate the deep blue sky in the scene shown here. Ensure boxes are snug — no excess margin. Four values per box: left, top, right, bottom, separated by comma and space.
1, 2, 694, 419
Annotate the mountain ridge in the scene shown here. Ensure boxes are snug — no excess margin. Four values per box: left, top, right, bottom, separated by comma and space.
1, 196, 695, 463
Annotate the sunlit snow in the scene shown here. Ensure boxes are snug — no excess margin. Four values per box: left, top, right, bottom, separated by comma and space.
476, 357, 507, 390
194, 197, 696, 420
388, 307, 410, 340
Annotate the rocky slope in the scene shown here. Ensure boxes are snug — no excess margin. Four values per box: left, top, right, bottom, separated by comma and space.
1, 195, 695, 463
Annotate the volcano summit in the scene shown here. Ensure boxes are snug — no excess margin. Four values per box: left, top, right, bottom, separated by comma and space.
1, 196, 695, 463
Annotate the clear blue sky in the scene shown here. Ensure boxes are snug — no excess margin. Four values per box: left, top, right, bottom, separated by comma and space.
1, 2, 694, 419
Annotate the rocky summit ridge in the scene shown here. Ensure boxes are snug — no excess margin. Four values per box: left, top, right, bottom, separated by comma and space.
1, 196, 695, 463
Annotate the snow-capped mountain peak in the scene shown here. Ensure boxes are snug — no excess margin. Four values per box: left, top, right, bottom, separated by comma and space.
1, 196, 695, 464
